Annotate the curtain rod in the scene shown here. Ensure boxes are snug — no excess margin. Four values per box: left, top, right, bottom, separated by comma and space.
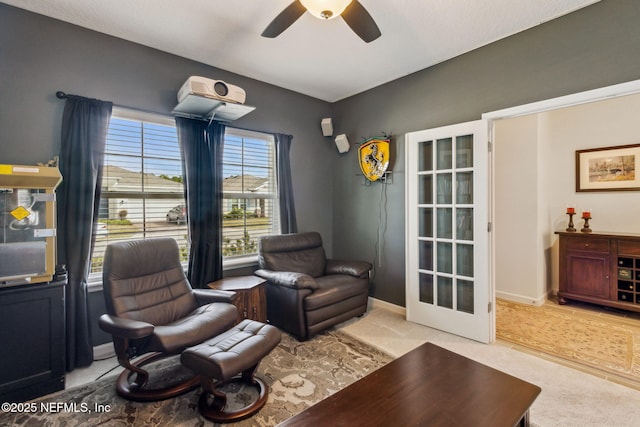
55, 91, 172, 119
56, 90, 110, 104
56, 91, 216, 126
55, 91, 288, 137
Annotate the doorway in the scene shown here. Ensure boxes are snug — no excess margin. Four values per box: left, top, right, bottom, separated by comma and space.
485, 81, 640, 305
485, 80, 640, 372
403, 80, 640, 344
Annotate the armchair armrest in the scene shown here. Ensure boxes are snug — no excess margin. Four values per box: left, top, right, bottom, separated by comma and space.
255, 269, 319, 290
193, 289, 237, 305
325, 259, 372, 278
98, 314, 154, 339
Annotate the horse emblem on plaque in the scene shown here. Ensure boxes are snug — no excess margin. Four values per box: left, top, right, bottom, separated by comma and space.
358, 138, 390, 182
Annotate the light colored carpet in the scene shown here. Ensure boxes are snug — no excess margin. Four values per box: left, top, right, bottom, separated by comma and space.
496, 298, 640, 383
339, 300, 640, 427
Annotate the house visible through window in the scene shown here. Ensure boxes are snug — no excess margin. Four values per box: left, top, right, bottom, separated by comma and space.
90, 112, 280, 278
90, 109, 188, 276
222, 128, 280, 259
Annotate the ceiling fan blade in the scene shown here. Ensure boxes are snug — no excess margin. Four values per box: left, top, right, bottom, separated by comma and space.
262, 1, 307, 38
341, 1, 381, 43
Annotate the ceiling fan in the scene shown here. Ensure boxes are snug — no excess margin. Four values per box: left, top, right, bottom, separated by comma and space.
262, 0, 381, 43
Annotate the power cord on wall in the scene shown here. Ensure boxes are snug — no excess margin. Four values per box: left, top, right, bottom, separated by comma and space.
370, 179, 388, 292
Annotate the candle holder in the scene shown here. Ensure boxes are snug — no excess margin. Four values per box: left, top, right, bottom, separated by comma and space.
566, 212, 576, 232
581, 216, 592, 233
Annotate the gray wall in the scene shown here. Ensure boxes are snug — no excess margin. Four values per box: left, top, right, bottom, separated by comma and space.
3, 1, 640, 316
331, 0, 640, 306
0, 3, 334, 247
0, 3, 336, 347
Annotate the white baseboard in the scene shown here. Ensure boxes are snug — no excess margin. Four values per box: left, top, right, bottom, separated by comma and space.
369, 293, 550, 313
369, 297, 406, 316
93, 342, 115, 360
496, 290, 546, 306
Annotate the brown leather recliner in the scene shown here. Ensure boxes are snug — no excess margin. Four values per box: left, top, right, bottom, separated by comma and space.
99, 238, 238, 401
255, 232, 372, 340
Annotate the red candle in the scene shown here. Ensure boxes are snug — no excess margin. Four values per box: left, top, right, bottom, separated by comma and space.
566, 207, 575, 214
582, 211, 591, 219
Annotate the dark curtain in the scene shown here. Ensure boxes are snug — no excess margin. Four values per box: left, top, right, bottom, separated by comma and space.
176, 117, 225, 288
57, 95, 113, 371
275, 133, 297, 234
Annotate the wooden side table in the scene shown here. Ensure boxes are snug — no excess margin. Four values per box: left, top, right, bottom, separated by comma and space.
207, 276, 267, 324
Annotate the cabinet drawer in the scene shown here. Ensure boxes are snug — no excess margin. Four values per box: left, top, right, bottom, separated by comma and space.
618, 240, 640, 256
564, 237, 609, 253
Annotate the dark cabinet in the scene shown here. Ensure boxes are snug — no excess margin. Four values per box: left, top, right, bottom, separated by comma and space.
0, 279, 65, 402
616, 240, 640, 305
562, 236, 610, 300
207, 276, 267, 324
557, 231, 640, 312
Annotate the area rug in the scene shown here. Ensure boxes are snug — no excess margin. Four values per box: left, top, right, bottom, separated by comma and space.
1, 330, 392, 426
496, 298, 640, 383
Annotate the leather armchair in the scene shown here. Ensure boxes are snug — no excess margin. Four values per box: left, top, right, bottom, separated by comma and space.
99, 238, 238, 401
255, 232, 372, 340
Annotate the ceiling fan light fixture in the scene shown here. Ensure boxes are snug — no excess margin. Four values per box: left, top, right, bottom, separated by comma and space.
300, 0, 353, 20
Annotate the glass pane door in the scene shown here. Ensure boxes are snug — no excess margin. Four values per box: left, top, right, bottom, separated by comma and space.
406, 120, 492, 343
418, 134, 475, 313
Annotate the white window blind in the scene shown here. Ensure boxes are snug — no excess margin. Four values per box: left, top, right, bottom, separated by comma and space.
222, 128, 279, 258
90, 110, 188, 274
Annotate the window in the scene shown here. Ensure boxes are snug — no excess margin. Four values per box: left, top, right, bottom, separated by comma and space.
89, 115, 280, 278
222, 128, 279, 260
90, 108, 188, 276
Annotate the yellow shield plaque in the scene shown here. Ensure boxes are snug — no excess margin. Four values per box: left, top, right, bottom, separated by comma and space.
358, 138, 390, 181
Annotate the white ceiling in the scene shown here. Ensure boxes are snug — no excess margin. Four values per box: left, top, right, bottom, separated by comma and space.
4, 0, 599, 102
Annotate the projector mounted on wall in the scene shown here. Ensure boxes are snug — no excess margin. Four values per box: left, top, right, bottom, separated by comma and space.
177, 76, 246, 105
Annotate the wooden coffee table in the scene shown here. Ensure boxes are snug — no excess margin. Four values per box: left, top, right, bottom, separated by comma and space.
278, 342, 541, 427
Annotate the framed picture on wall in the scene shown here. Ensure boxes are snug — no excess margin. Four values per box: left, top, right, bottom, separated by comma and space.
576, 143, 640, 191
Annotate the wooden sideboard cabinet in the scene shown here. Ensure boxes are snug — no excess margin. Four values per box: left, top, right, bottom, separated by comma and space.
557, 231, 640, 312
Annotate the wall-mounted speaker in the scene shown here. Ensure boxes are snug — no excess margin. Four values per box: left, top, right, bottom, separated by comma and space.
335, 134, 350, 153
321, 118, 333, 136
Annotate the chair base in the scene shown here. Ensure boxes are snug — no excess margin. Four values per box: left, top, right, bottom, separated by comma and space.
198, 376, 268, 423
180, 320, 281, 422
116, 352, 200, 402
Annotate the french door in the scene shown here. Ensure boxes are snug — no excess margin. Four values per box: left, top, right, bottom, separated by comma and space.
405, 120, 493, 343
